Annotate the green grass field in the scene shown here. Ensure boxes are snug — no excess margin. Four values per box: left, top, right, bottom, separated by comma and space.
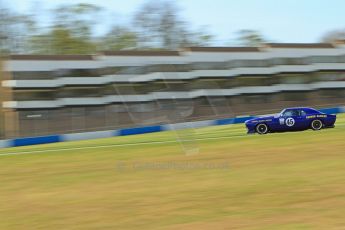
1, 115, 345, 230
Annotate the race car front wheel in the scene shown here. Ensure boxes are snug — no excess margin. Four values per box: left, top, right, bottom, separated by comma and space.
311, 119, 323, 131
256, 123, 268, 134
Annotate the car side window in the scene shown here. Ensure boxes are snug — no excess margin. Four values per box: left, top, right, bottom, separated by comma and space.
283, 110, 302, 116
300, 110, 307, 116
292, 110, 299, 116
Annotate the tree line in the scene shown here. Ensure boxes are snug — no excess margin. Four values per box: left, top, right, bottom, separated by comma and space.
1, 0, 343, 55
0, 0, 272, 54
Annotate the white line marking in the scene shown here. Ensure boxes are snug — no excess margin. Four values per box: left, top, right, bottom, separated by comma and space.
0, 134, 248, 157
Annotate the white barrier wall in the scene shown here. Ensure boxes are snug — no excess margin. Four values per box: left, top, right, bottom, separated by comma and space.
62, 130, 116, 142
0, 140, 10, 148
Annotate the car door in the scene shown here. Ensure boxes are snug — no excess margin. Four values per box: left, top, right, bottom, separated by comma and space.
279, 109, 305, 131
291, 110, 308, 130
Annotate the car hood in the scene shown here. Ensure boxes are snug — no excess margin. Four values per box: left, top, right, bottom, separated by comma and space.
254, 115, 275, 120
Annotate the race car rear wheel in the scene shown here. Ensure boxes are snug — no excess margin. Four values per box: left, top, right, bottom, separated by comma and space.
256, 123, 268, 134
311, 119, 323, 131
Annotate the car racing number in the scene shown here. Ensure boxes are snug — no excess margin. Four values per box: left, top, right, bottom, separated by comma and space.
285, 117, 295, 127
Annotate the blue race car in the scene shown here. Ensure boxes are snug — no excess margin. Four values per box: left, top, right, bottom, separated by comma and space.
245, 107, 336, 134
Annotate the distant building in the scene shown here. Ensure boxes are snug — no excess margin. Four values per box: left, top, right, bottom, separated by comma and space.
1, 43, 345, 138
